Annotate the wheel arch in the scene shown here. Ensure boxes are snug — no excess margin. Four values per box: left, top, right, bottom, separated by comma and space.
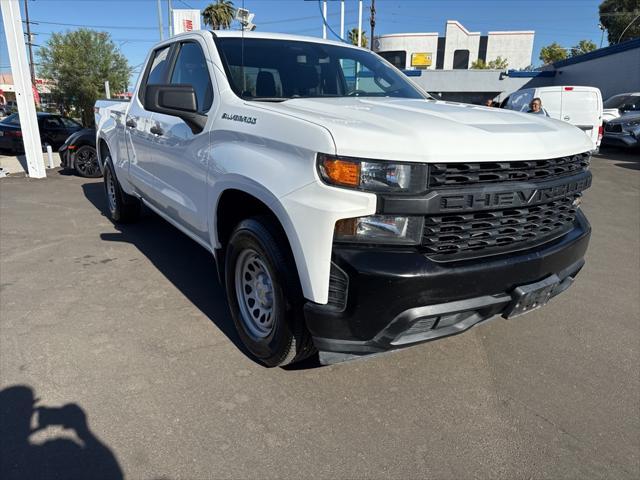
211, 179, 312, 301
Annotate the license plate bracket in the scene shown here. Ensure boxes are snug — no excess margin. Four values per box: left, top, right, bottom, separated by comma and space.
503, 274, 560, 319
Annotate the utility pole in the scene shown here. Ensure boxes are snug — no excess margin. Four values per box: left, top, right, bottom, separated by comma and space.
156, 0, 164, 41
168, 0, 173, 37
322, 0, 327, 40
370, 0, 376, 51
23, 0, 35, 83
340, 0, 345, 40
358, 0, 363, 47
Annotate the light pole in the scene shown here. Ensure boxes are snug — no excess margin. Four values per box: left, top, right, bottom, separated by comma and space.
156, 0, 164, 41
598, 23, 606, 48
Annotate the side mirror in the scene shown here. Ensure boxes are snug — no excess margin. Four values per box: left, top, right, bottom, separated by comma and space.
144, 84, 206, 133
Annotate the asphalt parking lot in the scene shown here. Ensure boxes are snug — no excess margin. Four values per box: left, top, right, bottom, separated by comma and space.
1, 149, 638, 479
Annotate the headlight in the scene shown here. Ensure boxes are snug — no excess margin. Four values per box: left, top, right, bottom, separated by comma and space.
317, 154, 428, 194
334, 215, 424, 245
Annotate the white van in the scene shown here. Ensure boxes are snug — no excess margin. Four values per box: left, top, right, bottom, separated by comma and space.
504, 86, 603, 149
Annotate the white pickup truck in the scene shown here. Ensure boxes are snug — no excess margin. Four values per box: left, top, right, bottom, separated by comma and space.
96, 31, 594, 366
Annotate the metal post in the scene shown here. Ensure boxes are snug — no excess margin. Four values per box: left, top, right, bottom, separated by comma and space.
1, 0, 45, 178
357, 0, 363, 47
104, 80, 111, 99
156, 0, 164, 41
340, 0, 345, 40
23, 0, 35, 84
322, 1, 327, 39
168, 0, 173, 37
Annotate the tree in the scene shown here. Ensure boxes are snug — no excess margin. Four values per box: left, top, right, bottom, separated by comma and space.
599, 0, 640, 44
570, 39, 597, 57
37, 29, 130, 126
470, 56, 509, 69
202, 0, 235, 30
348, 28, 368, 48
539, 42, 568, 64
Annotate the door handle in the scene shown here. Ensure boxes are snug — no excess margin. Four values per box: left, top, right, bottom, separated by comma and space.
125, 118, 137, 128
150, 125, 164, 136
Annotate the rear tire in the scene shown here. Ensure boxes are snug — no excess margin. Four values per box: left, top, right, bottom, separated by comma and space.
103, 157, 140, 223
224, 217, 316, 367
74, 145, 101, 178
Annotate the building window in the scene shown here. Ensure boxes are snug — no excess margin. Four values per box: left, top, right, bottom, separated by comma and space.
377, 50, 407, 70
453, 49, 470, 69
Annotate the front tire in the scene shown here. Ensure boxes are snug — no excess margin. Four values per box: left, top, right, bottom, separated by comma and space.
74, 145, 101, 178
224, 217, 315, 367
103, 158, 140, 223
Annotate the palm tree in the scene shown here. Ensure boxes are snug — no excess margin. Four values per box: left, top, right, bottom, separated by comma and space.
348, 28, 368, 48
202, 0, 235, 30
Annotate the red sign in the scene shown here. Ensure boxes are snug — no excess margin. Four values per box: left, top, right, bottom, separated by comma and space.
183, 19, 193, 31
32, 84, 40, 105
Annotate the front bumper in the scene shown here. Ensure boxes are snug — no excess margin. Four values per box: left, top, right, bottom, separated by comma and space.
602, 130, 639, 148
305, 211, 591, 361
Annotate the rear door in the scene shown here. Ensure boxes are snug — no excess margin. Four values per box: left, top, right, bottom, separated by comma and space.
142, 39, 214, 240
561, 87, 601, 148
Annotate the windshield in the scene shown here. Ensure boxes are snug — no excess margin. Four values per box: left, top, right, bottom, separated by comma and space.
604, 94, 638, 109
214, 37, 427, 101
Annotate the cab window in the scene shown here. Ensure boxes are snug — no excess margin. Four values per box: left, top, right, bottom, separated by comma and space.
169, 42, 213, 113
139, 45, 172, 103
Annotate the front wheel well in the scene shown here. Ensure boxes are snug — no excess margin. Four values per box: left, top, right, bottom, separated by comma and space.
215, 190, 292, 280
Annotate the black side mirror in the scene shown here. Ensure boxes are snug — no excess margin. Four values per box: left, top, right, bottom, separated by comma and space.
144, 84, 206, 133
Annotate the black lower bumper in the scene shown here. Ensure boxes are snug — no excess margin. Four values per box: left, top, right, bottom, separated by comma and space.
305, 211, 591, 360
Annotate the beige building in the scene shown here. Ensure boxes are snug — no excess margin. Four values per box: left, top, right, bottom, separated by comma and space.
375, 20, 535, 71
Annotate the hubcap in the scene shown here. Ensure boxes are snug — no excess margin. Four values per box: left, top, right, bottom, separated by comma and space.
234, 249, 276, 339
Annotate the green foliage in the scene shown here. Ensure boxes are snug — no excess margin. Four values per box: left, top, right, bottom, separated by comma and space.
470, 56, 509, 70
348, 28, 368, 48
570, 39, 597, 57
202, 0, 235, 30
37, 29, 130, 126
539, 42, 568, 64
599, 0, 640, 44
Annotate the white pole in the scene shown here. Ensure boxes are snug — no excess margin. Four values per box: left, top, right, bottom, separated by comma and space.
46, 144, 54, 169
358, 0, 363, 47
156, 0, 164, 40
104, 80, 111, 99
168, 0, 173, 37
340, 0, 345, 40
322, 1, 327, 39
1, 0, 45, 178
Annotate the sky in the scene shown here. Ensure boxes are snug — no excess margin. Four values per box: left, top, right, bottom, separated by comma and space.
0, 0, 605, 90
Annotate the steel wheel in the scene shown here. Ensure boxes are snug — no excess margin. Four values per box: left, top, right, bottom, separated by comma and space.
234, 248, 276, 340
74, 145, 100, 177
105, 168, 117, 217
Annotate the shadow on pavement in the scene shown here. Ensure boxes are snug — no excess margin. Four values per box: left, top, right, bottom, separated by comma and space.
0, 385, 123, 480
80, 181, 255, 363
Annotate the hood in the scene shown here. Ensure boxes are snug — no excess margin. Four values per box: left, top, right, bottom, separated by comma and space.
607, 111, 640, 124
253, 97, 593, 162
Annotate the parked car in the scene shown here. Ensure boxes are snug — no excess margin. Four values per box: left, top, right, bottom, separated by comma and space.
96, 31, 593, 367
503, 86, 603, 149
602, 92, 640, 123
0, 112, 83, 153
601, 113, 640, 149
59, 128, 100, 177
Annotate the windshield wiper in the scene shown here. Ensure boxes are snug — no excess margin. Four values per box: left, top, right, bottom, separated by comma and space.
246, 97, 289, 103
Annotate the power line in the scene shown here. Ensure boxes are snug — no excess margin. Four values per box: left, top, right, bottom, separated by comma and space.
30, 19, 158, 30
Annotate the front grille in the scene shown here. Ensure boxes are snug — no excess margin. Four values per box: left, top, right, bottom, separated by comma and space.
428, 153, 590, 188
423, 195, 579, 260
604, 123, 623, 133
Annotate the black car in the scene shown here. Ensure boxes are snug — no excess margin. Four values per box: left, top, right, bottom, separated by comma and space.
59, 128, 101, 178
0, 112, 83, 153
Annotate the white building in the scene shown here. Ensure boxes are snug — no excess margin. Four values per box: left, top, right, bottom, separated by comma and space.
375, 20, 534, 71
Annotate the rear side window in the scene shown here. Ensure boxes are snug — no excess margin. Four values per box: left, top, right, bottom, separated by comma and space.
170, 42, 213, 113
